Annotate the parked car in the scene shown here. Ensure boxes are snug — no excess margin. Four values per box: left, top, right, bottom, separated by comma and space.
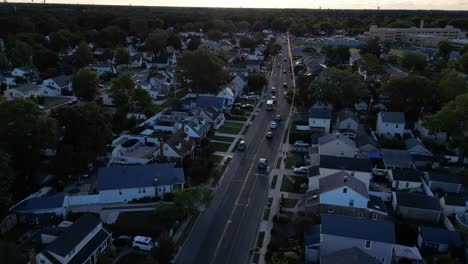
271, 95, 276, 102
293, 141, 310, 147
113, 235, 132, 247
271, 87, 276, 93
266, 131, 273, 139
270, 121, 277, 129
67, 98, 78, 105
275, 114, 281, 121
258, 158, 268, 169
283, 83, 287, 88
238, 140, 246, 151
283, 70, 287, 74
293, 166, 309, 174
242, 104, 254, 110
132, 236, 156, 251
234, 103, 242, 108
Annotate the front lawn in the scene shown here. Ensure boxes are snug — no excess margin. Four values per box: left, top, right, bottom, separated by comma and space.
211, 142, 231, 152
211, 135, 235, 143
218, 125, 243, 135
282, 198, 298, 208
280, 176, 307, 194
116, 253, 149, 264
285, 152, 306, 169
209, 154, 225, 164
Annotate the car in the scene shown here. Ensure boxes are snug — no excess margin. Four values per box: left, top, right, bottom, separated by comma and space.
270, 121, 277, 129
67, 98, 78, 105
234, 103, 242, 108
283, 70, 287, 74
275, 114, 281, 121
258, 158, 268, 169
132, 236, 156, 251
293, 141, 310, 147
283, 58, 287, 61
266, 131, 273, 139
238, 140, 246, 151
242, 104, 254, 110
283, 83, 288, 88
271, 95, 276, 100
293, 166, 309, 174
113, 235, 132, 247
98, 83, 105, 88
271, 87, 276, 93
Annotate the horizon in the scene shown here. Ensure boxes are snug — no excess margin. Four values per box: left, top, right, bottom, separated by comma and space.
4, 0, 468, 11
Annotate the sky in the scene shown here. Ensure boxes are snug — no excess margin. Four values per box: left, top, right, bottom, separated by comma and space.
7, 0, 468, 10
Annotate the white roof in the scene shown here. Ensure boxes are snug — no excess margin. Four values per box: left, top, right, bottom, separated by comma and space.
140, 129, 154, 136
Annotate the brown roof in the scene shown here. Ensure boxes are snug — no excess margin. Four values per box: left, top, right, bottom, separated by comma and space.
165, 129, 195, 156
319, 171, 369, 199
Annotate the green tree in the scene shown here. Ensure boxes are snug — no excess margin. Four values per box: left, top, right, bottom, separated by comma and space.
459, 52, 468, 74
0, 240, 22, 264
306, 68, 368, 109
0, 52, 9, 71
289, 22, 308, 36
359, 37, 381, 57
437, 69, 468, 103
150, 235, 175, 264
207, 30, 223, 41
167, 32, 182, 50
437, 40, 453, 60
114, 48, 130, 65
187, 38, 201, 51
359, 53, 383, 75
0, 151, 14, 216
131, 88, 153, 115
130, 18, 149, 37
460, 44, 468, 55
239, 37, 257, 50
238, 21, 250, 32
9, 40, 33, 67
177, 47, 228, 93
98, 26, 125, 48
401, 51, 427, 73
110, 74, 135, 108
33, 47, 58, 73
247, 73, 267, 92
145, 29, 168, 54
74, 42, 94, 68
322, 45, 350, 66
49, 30, 71, 51
72, 67, 99, 101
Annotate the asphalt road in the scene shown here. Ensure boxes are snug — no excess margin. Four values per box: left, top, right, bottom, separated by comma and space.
176, 37, 293, 264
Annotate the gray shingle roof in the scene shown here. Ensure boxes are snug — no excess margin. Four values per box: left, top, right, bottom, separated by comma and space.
419, 226, 463, 246
428, 172, 464, 184
15, 84, 41, 94
96, 163, 185, 190
319, 171, 369, 199
392, 170, 424, 183
337, 108, 359, 124
320, 155, 372, 172
396, 191, 441, 211
381, 149, 413, 168
13, 192, 66, 212
46, 215, 102, 257
309, 107, 332, 119
318, 133, 356, 148
196, 95, 224, 109
321, 214, 396, 244
51, 75, 70, 87
321, 247, 381, 264
379, 111, 405, 124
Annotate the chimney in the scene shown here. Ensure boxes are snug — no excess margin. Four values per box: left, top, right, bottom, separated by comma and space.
420, 19, 424, 29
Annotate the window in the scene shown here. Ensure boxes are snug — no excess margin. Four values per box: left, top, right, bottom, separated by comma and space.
405, 182, 409, 188
349, 199, 354, 207
343, 188, 347, 194
395, 124, 399, 128
381, 258, 385, 263
372, 214, 378, 220
358, 213, 363, 218
365, 240, 371, 249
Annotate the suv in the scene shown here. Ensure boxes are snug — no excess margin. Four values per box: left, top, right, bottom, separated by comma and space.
266, 131, 273, 139
132, 236, 155, 251
238, 140, 246, 151
258, 158, 268, 170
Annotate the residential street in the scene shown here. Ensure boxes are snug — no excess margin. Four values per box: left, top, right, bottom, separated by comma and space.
175, 37, 294, 264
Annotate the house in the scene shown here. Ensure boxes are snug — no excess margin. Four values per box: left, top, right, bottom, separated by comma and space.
312, 155, 373, 191
336, 109, 359, 139
199, 106, 225, 129
12, 192, 69, 219
0, 74, 16, 87
196, 95, 227, 110
158, 128, 196, 161
306, 171, 388, 220
109, 134, 160, 165
439, 192, 468, 215
321, 247, 381, 264
415, 118, 447, 145
391, 245, 423, 264
229, 75, 246, 97
184, 118, 210, 144
356, 126, 380, 155
425, 172, 464, 194
354, 101, 368, 112
308, 107, 332, 134
417, 226, 463, 253
376, 112, 405, 137
405, 138, 432, 156
11, 66, 35, 79
42, 75, 72, 95
318, 214, 396, 264
89, 64, 117, 76
3, 84, 42, 99
96, 163, 185, 203
145, 51, 175, 69
381, 149, 414, 169
389, 170, 424, 191
392, 192, 442, 223
217, 87, 235, 109
318, 133, 358, 158
35, 215, 112, 264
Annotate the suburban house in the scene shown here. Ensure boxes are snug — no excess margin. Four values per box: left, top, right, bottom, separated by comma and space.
41, 75, 72, 94
308, 107, 332, 134
145, 51, 176, 69
96, 163, 185, 203
439, 193, 468, 215
318, 133, 358, 158
34, 215, 112, 264
425, 172, 464, 194
109, 134, 159, 165
417, 226, 463, 253
311, 155, 373, 190
389, 170, 424, 191
89, 64, 117, 76
12, 192, 69, 219
305, 214, 396, 264
336, 109, 359, 139
381, 149, 414, 169
196, 95, 228, 110
391, 245, 423, 264
405, 138, 432, 156
217, 87, 235, 109
415, 118, 447, 145
305, 171, 388, 220
3, 84, 41, 99
184, 118, 210, 144
376, 112, 405, 137
199, 106, 225, 129
229, 75, 246, 97
11, 66, 35, 79
355, 127, 380, 155
392, 192, 442, 223
158, 128, 196, 161
320, 247, 381, 264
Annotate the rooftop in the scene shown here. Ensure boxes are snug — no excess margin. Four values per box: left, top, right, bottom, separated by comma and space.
320, 155, 373, 172
337, 108, 359, 124
321, 247, 381, 264
309, 107, 332, 119
319, 171, 368, 199
13, 192, 66, 212
379, 111, 405, 124
419, 226, 463, 246
392, 170, 424, 183
395, 191, 441, 211
381, 149, 413, 168
428, 172, 464, 184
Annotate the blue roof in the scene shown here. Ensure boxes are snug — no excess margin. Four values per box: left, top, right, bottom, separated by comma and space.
320, 155, 373, 172
97, 163, 185, 191
420, 227, 463, 246
321, 214, 395, 244
13, 192, 66, 212
196, 95, 224, 110
309, 108, 332, 119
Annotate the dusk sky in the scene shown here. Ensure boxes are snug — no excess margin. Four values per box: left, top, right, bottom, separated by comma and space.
8, 0, 468, 10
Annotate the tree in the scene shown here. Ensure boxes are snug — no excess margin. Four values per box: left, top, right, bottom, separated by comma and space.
238, 21, 250, 32
247, 73, 267, 92
49, 30, 71, 51
150, 235, 175, 264
187, 38, 201, 51
380, 75, 436, 122
145, 29, 168, 54
305, 68, 368, 109
459, 52, 468, 74
322, 45, 350, 66
0, 151, 14, 216
207, 30, 223, 41
437, 69, 468, 103
98, 26, 125, 48
33, 47, 58, 73
177, 47, 228, 93
130, 18, 149, 37
74, 42, 93, 68
9, 40, 33, 67
167, 32, 182, 50
131, 88, 153, 115
460, 44, 468, 55
239, 37, 256, 50
0, 52, 9, 71
72, 67, 99, 101
114, 48, 130, 65
110, 74, 135, 108
401, 51, 427, 72
359, 37, 381, 57
359, 53, 383, 75
289, 22, 308, 36
52, 103, 112, 177
0, 240, 22, 264
437, 40, 453, 60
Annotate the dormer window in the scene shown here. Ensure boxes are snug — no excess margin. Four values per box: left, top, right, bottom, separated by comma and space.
365, 240, 371, 249
343, 188, 347, 194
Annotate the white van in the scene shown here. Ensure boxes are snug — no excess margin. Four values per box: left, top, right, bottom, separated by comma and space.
132, 236, 155, 251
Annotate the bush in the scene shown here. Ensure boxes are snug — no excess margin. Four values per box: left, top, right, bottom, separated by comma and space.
283, 251, 300, 262
273, 214, 291, 223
